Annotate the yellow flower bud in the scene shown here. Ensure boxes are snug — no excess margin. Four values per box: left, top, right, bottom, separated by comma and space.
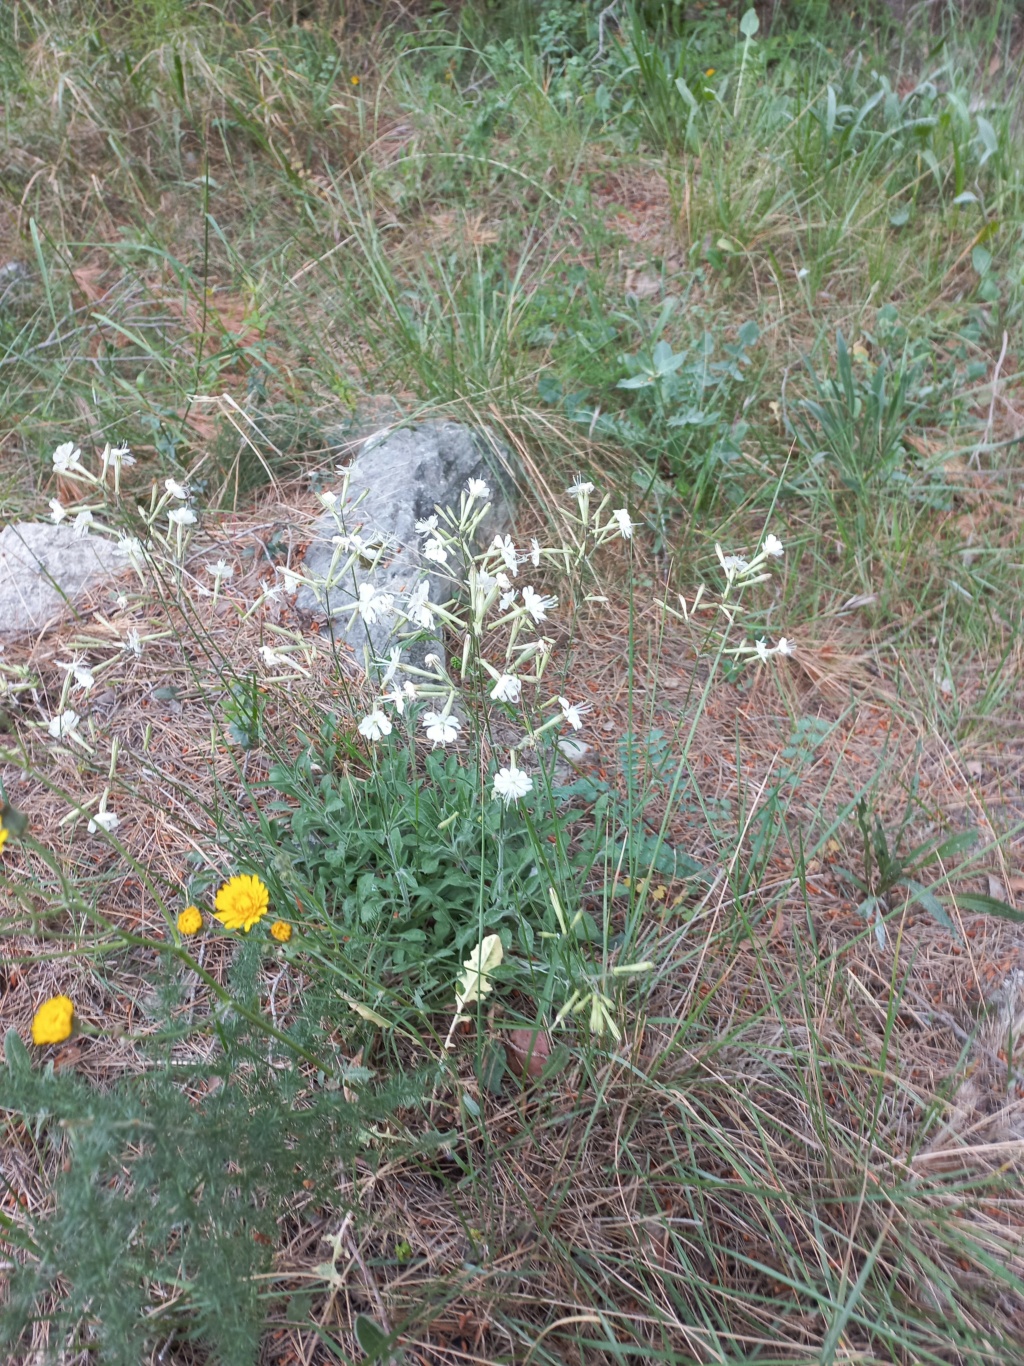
177, 905, 203, 936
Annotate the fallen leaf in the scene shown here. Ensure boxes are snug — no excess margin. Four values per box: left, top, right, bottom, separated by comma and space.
504, 1027, 552, 1080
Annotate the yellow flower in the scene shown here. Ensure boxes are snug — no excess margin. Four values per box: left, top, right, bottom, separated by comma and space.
214, 874, 270, 932
351, 75, 360, 85
177, 905, 203, 936
269, 920, 292, 943
0, 828, 8, 854
705, 67, 716, 77
32, 995, 75, 1046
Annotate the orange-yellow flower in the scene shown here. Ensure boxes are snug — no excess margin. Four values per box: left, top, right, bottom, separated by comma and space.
214, 874, 270, 932
0, 828, 8, 854
269, 920, 292, 943
32, 995, 75, 1046
177, 905, 203, 936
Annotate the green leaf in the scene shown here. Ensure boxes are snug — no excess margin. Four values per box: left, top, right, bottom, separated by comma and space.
675, 76, 698, 111
354, 1313, 391, 1360
954, 894, 1024, 924
972, 245, 992, 277
740, 7, 759, 37
905, 879, 956, 935
4, 1027, 31, 1074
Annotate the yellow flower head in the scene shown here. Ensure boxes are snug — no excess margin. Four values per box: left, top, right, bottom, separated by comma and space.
269, 920, 292, 943
32, 995, 75, 1046
177, 905, 203, 936
705, 67, 716, 77
214, 874, 270, 932
351, 74, 360, 85
0, 827, 8, 854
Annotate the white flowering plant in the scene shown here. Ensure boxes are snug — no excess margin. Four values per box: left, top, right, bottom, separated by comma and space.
265, 473, 795, 1044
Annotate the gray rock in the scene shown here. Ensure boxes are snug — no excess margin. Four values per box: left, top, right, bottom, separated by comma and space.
297, 420, 516, 674
0, 522, 122, 641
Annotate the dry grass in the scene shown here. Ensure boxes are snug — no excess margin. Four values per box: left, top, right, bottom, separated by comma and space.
4, 489, 1024, 1363
4, 1, 1024, 1358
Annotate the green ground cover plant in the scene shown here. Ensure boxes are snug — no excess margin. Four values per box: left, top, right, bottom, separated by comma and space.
3, 0, 1024, 1362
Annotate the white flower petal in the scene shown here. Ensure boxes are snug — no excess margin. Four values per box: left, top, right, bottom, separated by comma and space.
490, 674, 521, 704
422, 711, 461, 747
47, 710, 80, 739
612, 508, 634, 539
358, 708, 393, 742
492, 757, 532, 807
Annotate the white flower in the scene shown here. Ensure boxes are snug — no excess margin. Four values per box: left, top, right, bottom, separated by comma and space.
406, 581, 435, 630
319, 490, 339, 509
466, 478, 491, 499
755, 638, 772, 662
52, 442, 85, 474
475, 569, 498, 596
522, 586, 556, 622
385, 685, 408, 714
491, 534, 519, 576
612, 508, 634, 539
357, 582, 394, 625
720, 554, 749, 575
558, 696, 591, 730
47, 710, 80, 739
403, 680, 417, 700
115, 593, 129, 610
87, 809, 120, 834
776, 637, 794, 655
49, 498, 66, 524
499, 588, 518, 610
72, 510, 94, 538
165, 478, 188, 500
493, 756, 533, 808
280, 568, 300, 593
358, 709, 393, 742
424, 653, 443, 671
567, 476, 595, 497
490, 674, 521, 704
530, 538, 541, 567
331, 533, 364, 554
58, 659, 94, 692
415, 514, 438, 534
209, 559, 234, 580
381, 646, 402, 685
103, 443, 134, 470
114, 535, 144, 564
423, 710, 461, 747
423, 537, 448, 564
259, 644, 289, 667
167, 507, 197, 527
763, 533, 784, 558
123, 629, 142, 658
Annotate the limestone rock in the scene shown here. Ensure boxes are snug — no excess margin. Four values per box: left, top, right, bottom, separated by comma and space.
0, 522, 122, 641
297, 420, 516, 674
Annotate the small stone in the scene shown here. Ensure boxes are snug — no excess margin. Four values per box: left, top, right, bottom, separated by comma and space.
0, 523, 123, 642
557, 738, 590, 762
296, 420, 516, 675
